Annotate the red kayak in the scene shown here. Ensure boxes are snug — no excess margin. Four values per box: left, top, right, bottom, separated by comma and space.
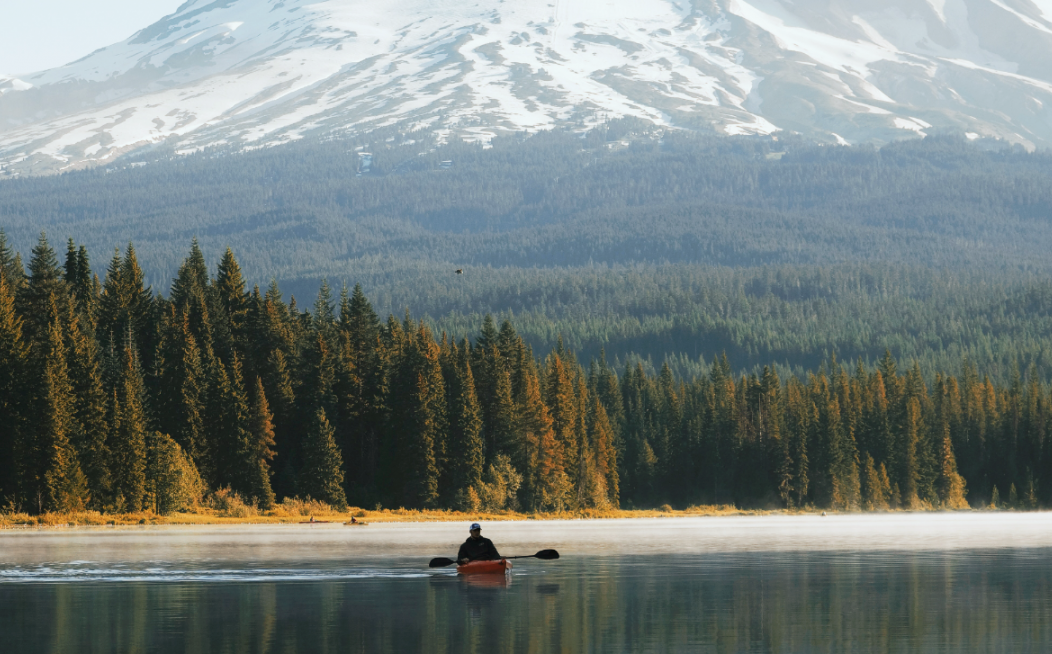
456, 558, 512, 575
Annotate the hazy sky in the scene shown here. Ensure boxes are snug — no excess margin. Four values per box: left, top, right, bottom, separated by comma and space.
1, 0, 185, 75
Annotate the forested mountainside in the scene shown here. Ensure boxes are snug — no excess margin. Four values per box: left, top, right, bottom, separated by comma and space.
4, 128, 1052, 282
3, 128, 1052, 379
1, 237, 1047, 515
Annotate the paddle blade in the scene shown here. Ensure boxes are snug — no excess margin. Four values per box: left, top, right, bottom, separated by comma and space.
534, 549, 560, 560
429, 557, 457, 568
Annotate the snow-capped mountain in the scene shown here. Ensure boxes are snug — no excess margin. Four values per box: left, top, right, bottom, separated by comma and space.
4, 0, 1052, 174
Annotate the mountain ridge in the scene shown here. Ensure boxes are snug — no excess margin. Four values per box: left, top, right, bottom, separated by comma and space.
3, 0, 1052, 174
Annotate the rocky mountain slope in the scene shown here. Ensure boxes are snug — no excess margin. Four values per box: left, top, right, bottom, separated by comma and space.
3, 0, 1052, 174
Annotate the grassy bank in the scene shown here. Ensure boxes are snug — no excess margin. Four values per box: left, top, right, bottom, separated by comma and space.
0, 501, 755, 529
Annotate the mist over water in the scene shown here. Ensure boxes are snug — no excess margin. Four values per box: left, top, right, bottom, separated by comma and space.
3, 514, 1052, 652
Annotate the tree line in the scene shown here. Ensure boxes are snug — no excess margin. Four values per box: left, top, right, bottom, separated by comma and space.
0, 235, 1048, 514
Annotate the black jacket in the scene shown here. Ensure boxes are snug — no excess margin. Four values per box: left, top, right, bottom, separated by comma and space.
458, 536, 501, 562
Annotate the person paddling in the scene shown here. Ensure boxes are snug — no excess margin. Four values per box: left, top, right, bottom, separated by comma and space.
458, 523, 501, 564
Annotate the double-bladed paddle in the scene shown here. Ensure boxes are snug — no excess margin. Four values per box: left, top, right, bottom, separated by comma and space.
429, 549, 560, 568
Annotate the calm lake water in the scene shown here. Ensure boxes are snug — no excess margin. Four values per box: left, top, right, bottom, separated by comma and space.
3, 514, 1052, 653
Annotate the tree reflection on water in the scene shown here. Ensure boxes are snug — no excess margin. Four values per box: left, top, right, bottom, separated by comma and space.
2, 550, 1050, 653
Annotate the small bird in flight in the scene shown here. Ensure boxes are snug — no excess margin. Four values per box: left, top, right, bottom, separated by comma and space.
455, 269, 463, 274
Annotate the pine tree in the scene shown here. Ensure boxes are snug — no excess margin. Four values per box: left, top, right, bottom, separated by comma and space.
517, 361, 565, 511
488, 358, 514, 457
170, 239, 210, 307
877, 463, 894, 508
97, 244, 154, 367
381, 321, 446, 507
303, 330, 337, 419
313, 279, 336, 330
110, 338, 149, 512
0, 271, 28, 506
937, 418, 969, 509
147, 431, 204, 515
593, 349, 625, 444
707, 354, 736, 506
169, 239, 215, 353
902, 397, 923, 508
300, 408, 347, 509
447, 345, 485, 496
0, 229, 23, 289
244, 377, 277, 509
63, 240, 97, 322
335, 284, 385, 503
545, 353, 579, 486
62, 296, 111, 506
39, 317, 91, 512
571, 379, 594, 508
636, 440, 658, 505
75, 246, 96, 323
154, 308, 207, 470
341, 284, 379, 349
208, 353, 253, 493
16, 233, 67, 345
410, 329, 446, 508
63, 239, 79, 290
828, 393, 861, 511
263, 348, 298, 500
588, 394, 619, 507
472, 316, 500, 448
785, 378, 811, 507
214, 247, 249, 357
862, 453, 889, 510
777, 431, 794, 509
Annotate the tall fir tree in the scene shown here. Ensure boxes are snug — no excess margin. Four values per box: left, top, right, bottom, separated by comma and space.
861, 452, 890, 510
97, 244, 154, 369
38, 315, 91, 513
902, 396, 923, 508
147, 431, 204, 515
587, 393, 620, 508
214, 247, 249, 360
154, 308, 207, 470
937, 417, 969, 509
62, 295, 111, 506
0, 229, 23, 289
300, 408, 348, 509
264, 348, 298, 500
545, 353, 579, 488
169, 239, 215, 354
446, 343, 485, 497
110, 338, 149, 512
0, 271, 28, 506
336, 284, 386, 503
16, 233, 68, 345
243, 377, 277, 509
784, 377, 811, 507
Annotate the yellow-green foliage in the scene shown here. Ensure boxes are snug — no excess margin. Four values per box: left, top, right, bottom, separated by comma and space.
207, 487, 257, 518
269, 497, 333, 518
148, 432, 205, 515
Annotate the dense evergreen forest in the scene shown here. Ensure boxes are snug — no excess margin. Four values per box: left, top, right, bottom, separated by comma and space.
4, 127, 1052, 380
2, 235, 1050, 515
5, 126, 1052, 282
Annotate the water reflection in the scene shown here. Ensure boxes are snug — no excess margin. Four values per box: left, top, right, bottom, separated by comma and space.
3, 549, 1052, 653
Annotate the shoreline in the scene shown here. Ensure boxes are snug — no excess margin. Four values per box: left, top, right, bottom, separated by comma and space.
0, 504, 997, 530
0, 505, 751, 529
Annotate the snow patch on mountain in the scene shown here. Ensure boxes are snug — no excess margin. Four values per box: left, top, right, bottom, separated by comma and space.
3, 0, 1052, 174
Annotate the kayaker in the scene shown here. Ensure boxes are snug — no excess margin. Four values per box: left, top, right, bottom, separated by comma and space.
458, 523, 501, 563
